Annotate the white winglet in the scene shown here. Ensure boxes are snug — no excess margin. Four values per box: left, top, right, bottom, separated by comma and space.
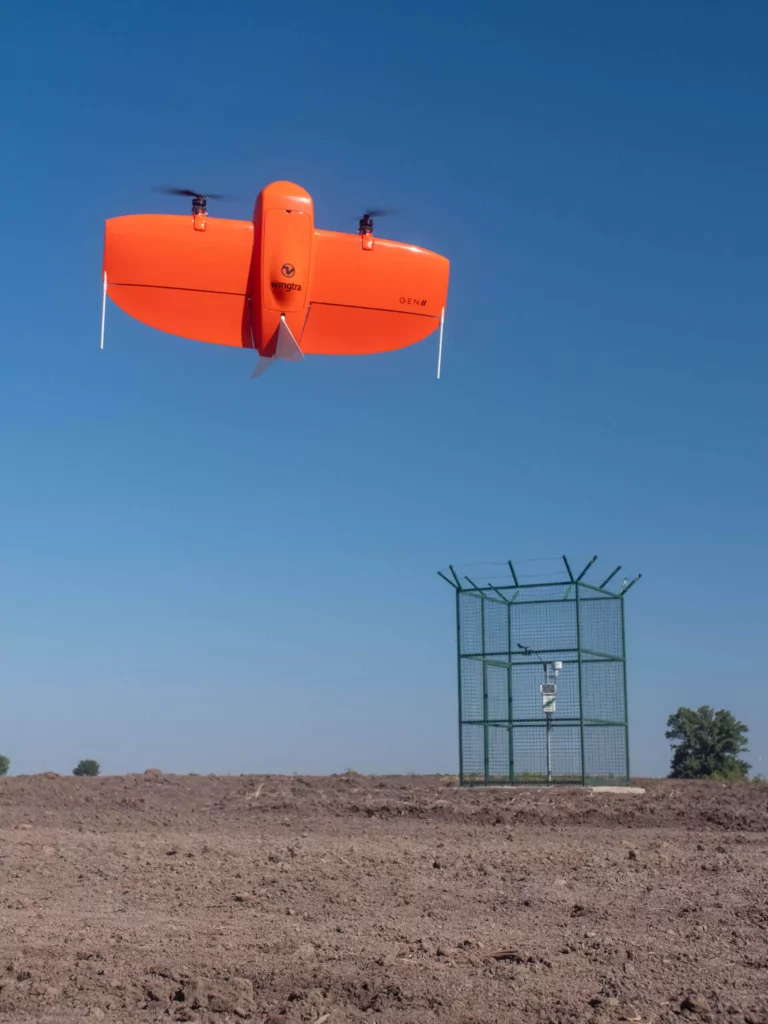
275, 315, 304, 363
252, 316, 304, 378
100, 271, 108, 350
252, 355, 274, 379
436, 306, 445, 379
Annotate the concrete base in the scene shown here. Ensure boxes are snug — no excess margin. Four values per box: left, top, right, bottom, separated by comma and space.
589, 786, 646, 795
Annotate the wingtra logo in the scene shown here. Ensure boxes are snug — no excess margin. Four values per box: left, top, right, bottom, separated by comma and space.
271, 281, 302, 292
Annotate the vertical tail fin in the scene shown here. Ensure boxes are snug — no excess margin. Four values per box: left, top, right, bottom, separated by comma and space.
252, 316, 305, 378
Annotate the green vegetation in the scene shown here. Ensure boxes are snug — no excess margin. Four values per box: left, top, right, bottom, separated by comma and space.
0, 754, 9, 777
73, 759, 100, 777
666, 706, 750, 780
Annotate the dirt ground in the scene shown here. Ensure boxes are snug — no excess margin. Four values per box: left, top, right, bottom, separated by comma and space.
1, 774, 766, 1024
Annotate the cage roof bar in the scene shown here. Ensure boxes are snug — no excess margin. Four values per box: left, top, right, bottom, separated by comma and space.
562, 555, 575, 582
464, 576, 507, 604
599, 565, 621, 589
576, 555, 597, 581
463, 581, 555, 593
457, 580, 597, 594
578, 581, 619, 597
620, 573, 642, 594
507, 560, 520, 586
437, 571, 458, 588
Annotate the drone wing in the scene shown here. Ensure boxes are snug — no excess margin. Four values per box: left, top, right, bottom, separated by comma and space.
104, 215, 254, 347
103, 215, 449, 356
299, 230, 449, 355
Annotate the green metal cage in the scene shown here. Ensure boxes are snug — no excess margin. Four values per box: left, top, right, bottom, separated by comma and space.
439, 556, 640, 787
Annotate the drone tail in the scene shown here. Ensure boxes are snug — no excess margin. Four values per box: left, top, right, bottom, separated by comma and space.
252, 315, 305, 378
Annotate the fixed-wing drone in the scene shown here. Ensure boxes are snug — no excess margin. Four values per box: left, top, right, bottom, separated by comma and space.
101, 180, 450, 377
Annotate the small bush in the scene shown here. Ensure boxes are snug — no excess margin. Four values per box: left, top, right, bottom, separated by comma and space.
0, 754, 9, 777
73, 759, 100, 777
666, 706, 750, 779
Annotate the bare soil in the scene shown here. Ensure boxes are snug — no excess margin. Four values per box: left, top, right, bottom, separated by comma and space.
1, 774, 766, 1024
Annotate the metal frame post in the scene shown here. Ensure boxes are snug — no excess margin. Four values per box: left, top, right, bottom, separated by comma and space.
507, 600, 514, 783
620, 594, 631, 784
481, 594, 489, 783
575, 582, 586, 785
456, 588, 464, 785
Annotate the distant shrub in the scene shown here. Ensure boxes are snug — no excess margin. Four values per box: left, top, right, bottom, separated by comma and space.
73, 759, 100, 777
0, 755, 9, 777
666, 706, 749, 780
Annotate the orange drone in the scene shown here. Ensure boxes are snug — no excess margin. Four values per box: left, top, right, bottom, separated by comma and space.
101, 180, 450, 377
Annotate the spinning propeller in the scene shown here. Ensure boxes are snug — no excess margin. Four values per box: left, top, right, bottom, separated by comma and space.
154, 187, 231, 214
155, 188, 230, 200
358, 208, 396, 233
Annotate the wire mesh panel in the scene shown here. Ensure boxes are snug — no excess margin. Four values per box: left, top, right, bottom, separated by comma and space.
579, 592, 623, 659
488, 726, 510, 783
446, 559, 636, 787
583, 726, 628, 784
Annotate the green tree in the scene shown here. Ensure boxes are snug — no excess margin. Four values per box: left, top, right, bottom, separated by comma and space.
666, 706, 750, 779
0, 754, 9, 777
73, 759, 100, 777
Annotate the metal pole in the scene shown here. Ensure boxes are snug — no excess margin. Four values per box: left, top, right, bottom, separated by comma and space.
507, 600, 514, 783
489, 583, 511, 604
518, 643, 553, 784
620, 573, 643, 595
575, 582, 586, 785
481, 594, 489, 784
599, 565, 622, 590
456, 588, 464, 785
576, 555, 598, 582
620, 594, 631, 784
545, 664, 553, 785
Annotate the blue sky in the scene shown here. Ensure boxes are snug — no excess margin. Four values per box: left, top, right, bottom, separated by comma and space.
1, 0, 766, 778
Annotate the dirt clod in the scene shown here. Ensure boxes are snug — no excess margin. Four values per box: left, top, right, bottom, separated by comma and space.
682, 993, 711, 1014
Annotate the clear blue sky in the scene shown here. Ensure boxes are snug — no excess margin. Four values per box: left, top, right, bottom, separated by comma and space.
1, 1, 766, 778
